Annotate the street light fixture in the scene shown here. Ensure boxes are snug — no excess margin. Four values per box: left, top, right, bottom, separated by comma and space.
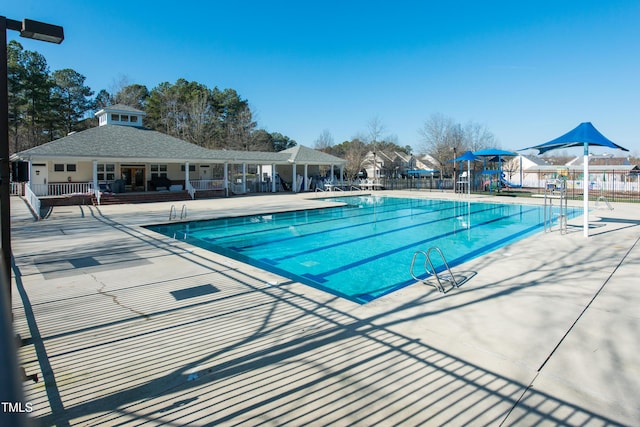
1, 16, 64, 293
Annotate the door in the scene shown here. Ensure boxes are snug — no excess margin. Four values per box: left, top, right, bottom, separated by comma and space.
121, 166, 146, 192
31, 163, 48, 196
199, 165, 210, 181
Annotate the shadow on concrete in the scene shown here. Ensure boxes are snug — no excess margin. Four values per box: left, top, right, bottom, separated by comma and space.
13, 204, 635, 426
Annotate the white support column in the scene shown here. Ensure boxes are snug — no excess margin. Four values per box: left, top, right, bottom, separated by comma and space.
292, 163, 297, 192
330, 164, 334, 183
185, 161, 190, 190
271, 164, 276, 192
583, 143, 589, 237
92, 160, 98, 192
242, 163, 247, 193
340, 165, 344, 187
257, 164, 262, 192
304, 164, 308, 191
224, 162, 229, 197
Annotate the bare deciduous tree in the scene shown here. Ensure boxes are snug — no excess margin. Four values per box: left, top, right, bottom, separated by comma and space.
463, 121, 497, 152
343, 139, 368, 180
366, 116, 386, 145
419, 113, 498, 176
314, 129, 334, 151
419, 113, 461, 174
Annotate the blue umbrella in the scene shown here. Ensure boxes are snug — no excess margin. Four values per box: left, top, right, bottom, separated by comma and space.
523, 122, 629, 237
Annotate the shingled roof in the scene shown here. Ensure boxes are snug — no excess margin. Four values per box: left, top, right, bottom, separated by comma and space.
16, 125, 213, 161
13, 126, 341, 165
279, 145, 346, 164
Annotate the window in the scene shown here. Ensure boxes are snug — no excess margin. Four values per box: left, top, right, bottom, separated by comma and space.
151, 164, 168, 179
97, 163, 116, 181
151, 164, 168, 172
66, 164, 77, 172
54, 164, 64, 172
181, 164, 196, 172
111, 114, 119, 121
130, 116, 138, 123
121, 115, 129, 122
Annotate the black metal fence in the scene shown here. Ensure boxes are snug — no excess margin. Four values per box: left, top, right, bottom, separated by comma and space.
378, 171, 640, 203
380, 177, 455, 192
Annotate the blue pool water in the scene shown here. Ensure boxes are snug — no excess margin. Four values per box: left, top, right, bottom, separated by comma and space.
146, 196, 578, 304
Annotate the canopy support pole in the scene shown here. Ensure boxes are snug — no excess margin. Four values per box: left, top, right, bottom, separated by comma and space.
583, 142, 589, 237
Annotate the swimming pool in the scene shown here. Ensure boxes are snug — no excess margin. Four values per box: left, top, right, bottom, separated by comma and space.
146, 196, 578, 304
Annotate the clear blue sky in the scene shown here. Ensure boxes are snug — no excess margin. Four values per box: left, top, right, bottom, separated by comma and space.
5, 0, 640, 155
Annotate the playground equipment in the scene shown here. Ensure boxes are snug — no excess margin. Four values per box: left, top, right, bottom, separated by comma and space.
500, 173, 522, 188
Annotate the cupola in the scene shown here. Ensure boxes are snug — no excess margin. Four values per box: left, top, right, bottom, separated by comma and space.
95, 104, 146, 127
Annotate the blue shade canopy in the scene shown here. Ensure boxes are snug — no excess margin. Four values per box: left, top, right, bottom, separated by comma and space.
523, 122, 628, 238
451, 150, 479, 162
524, 122, 629, 154
473, 149, 517, 157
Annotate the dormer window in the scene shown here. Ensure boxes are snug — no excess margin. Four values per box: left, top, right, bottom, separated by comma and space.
121, 115, 129, 122
130, 116, 138, 123
111, 114, 119, 121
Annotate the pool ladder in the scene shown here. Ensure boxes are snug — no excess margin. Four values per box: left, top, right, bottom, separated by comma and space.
169, 204, 188, 220
410, 247, 459, 293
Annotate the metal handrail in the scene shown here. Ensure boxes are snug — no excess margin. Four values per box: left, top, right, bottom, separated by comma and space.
180, 204, 187, 220
169, 205, 177, 220
410, 247, 459, 293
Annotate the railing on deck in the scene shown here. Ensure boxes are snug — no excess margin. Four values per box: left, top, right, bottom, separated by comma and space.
30, 182, 92, 197
185, 180, 196, 200
9, 182, 23, 196
23, 184, 41, 220
189, 179, 225, 191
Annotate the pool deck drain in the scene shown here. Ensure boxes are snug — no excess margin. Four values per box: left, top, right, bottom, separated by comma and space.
8, 191, 640, 426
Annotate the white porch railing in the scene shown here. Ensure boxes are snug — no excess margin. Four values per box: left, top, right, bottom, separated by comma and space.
189, 179, 226, 191
185, 180, 195, 200
93, 187, 101, 205
10, 182, 24, 196
31, 182, 92, 197
24, 184, 41, 220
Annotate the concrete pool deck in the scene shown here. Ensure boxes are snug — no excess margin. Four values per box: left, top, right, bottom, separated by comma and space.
8, 191, 640, 426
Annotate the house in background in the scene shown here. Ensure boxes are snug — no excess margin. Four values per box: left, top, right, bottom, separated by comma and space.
502, 154, 551, 187
503, 153, 640, 191
361, 150, 436, 179
11, 104, 346, 209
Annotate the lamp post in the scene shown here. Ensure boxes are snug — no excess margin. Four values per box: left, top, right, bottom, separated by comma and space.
452, 147, 457, 193
0, 17, 63, 425
1, 16, 64, 296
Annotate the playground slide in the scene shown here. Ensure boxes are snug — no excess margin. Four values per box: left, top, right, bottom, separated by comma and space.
500, 176, 522, 188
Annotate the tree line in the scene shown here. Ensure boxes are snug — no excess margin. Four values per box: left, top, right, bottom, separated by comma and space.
313, 114, 498, 180
7, 41, 296, 155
